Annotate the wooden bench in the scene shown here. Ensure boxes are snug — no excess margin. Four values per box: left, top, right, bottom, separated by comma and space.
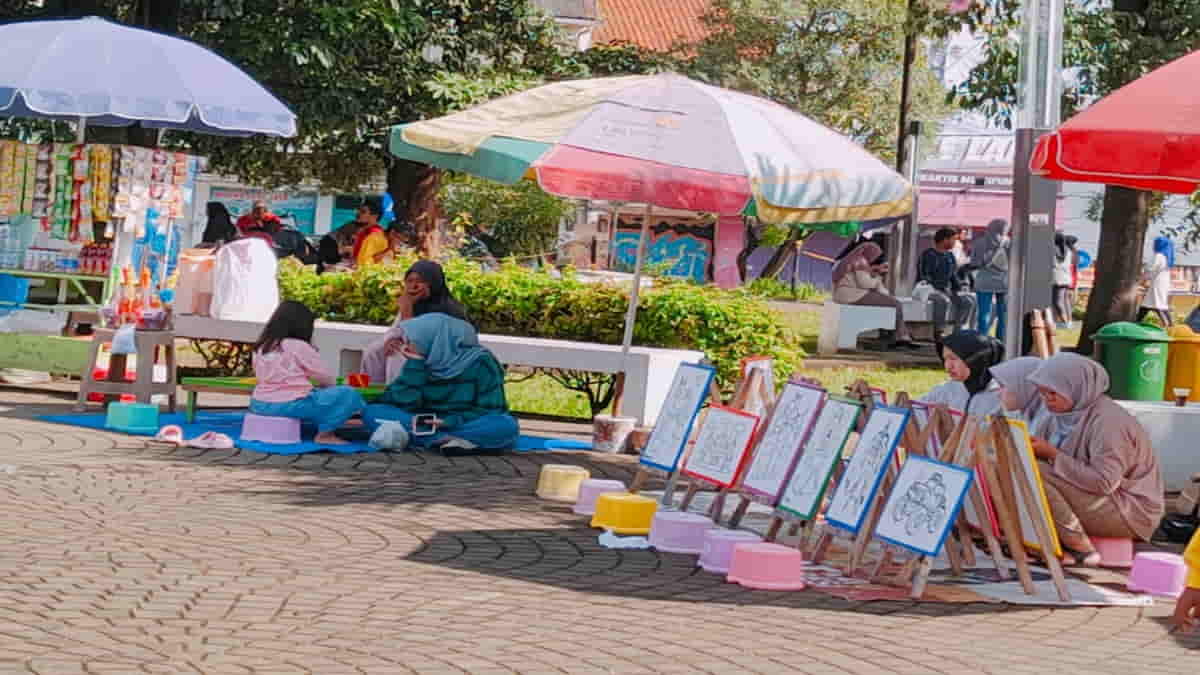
174, 315, 703, 426
179, 376, 385, 423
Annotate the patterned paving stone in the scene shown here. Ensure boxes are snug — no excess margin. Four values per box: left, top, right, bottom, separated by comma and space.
0, 388, 1197, 673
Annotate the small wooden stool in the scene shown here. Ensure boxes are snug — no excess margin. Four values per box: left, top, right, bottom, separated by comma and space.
75, 328, 177, 412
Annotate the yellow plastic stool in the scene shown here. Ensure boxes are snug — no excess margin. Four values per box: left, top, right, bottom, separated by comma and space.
590, 493, 658, 535
535, 464, 591, 502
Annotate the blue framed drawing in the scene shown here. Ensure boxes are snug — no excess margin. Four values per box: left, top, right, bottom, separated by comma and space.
638, 362, 716, 473
824, 404, 910, 534
874, 455, 974, 558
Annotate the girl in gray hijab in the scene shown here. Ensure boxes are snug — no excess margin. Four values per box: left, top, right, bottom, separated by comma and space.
1026, 353, 1164, 566
989, 356, 1045, 424
971, 218, 1010, 340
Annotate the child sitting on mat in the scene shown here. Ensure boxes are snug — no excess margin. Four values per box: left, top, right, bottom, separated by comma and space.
249, 301, 365, 445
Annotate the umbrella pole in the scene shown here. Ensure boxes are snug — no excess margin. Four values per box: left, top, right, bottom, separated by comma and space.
75, 117, 86, 144
611, 204, 652, 418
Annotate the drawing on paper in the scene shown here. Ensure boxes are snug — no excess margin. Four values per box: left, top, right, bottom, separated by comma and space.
681, 406, 760, 488
741, 383, 825, 501
639, 363, 716, 473
1004, 418, 1063, 556
776, 397, 862, 521
875, 455, 974, 557
824, 405, 909, 534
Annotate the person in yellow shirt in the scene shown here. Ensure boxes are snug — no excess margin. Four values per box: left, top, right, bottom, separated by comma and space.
1174, 529, 1200, 632
351, 199, 389, 267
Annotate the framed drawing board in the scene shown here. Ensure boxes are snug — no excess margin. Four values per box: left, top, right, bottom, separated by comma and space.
775, 395, 862, 521
638, 363, 717, 474
740, 382, 826, 503
824, 404, 910, 534
681, 405, 761, 489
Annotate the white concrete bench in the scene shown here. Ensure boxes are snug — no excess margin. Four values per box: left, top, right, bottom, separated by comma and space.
817, 301, 896, 354
174, 315, 703, 426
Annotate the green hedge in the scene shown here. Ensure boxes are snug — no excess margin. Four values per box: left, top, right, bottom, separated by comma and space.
277, 255, 804, 389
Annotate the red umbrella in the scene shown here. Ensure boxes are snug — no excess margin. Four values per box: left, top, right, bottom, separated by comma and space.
1030, 48, 1200, 194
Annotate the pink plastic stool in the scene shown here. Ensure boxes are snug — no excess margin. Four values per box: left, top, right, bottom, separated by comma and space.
240, 413, 302, 444
573, 479, 627, 516
648, 512, 715, 554
1093, 537, 1134, 568
726, 542, 806, 591
1127, 552, 1189, 597
698, 529, 763, 574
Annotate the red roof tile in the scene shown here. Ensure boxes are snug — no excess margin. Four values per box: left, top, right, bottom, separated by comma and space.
593, 0, 713, 52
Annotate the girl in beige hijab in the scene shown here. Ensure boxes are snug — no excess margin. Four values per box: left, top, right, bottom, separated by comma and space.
989, 356, 1045, 423
1027, 353, 1164, 566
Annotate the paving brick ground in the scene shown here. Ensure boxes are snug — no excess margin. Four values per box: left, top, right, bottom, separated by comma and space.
0, 385, 1197, 674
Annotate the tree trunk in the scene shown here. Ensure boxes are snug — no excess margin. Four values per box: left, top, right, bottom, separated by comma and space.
387, 159, 442, 258
758, 228, 806, 280
1077, 185, 1152, 356
735, 218, 761, 283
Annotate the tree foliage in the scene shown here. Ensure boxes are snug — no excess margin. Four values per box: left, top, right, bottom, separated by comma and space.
949, 0, 1200, 353
439, 174, 574, 259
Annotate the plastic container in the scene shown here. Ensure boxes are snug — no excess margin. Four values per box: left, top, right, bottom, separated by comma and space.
1093, 322, 1170, 401
535, 464, 591, 502
590, 493, 658, 535
698, 529, 763, 574
0, 274, 30, 317
1165, 325, 1200, 402
1127, 552, 1188, 597
572, 478, 627, 516
726, 542, 807, 591
104, 402, 160, 435
240, 413, 302, 445
648, 512, 716, 554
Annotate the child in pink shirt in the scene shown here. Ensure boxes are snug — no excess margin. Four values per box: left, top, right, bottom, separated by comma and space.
249, 301, 364, 445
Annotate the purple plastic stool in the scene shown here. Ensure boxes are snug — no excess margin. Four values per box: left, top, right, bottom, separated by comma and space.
573, 479, 627, 516
1127, 552, 1189, 597
726, 542, 806, 591
648, 511, 715, 554
240, 413, 301, 444
698, 529, 763, 574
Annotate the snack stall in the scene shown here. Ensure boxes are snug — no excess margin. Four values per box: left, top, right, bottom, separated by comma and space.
0, 139, 200, 374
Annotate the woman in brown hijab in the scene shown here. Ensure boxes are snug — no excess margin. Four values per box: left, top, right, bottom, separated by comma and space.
830, 242, 918, 348
1027, 353, 1165, 566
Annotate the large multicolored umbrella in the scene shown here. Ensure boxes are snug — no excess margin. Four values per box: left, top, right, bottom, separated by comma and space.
389, 74, 910, 396
390, 74, 911, 224
1030, 48, 1200, 194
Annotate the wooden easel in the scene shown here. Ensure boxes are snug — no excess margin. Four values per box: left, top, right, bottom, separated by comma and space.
809, 381, 904, 576
988, 417, 1072, 601
704, 367, 779, 521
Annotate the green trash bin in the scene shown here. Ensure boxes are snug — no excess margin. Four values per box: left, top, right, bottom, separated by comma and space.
1093, 321, 1171, 401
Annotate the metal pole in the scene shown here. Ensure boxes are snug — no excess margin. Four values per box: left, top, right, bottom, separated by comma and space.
75, 117, 86, 144
886, 0, 918, 295
899, 121, 923, 295
620, 204, 653, 359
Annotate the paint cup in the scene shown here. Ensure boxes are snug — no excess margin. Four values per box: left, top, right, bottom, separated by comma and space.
1175, 388, 1191, 407
348, 373, 370, 388
592, 414, 636, 454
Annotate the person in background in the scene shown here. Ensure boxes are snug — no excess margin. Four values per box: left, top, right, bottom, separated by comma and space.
201, 202, 238, 244
363, 312, 519, 452
378, 221, 418, 265
918, 227, 976, 340
350, 199, 388, 267
1027, 352, 1165, 567
919, 329, 1004, 417
1052, 233, 1078, 329
830, 242, 918, 349
458, 221, 498, 270
1137, 235, 1174, 327
1173, 529, 1200, 632
972, 219, 1010, 340
360, 261, 470, 384
249, 301, 366, 446
270, 223, 320, 265
989, 356, 1045, 424
236, 200, 282, 237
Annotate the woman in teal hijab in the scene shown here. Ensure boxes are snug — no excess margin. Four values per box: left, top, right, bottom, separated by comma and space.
363, 312, 518, 451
